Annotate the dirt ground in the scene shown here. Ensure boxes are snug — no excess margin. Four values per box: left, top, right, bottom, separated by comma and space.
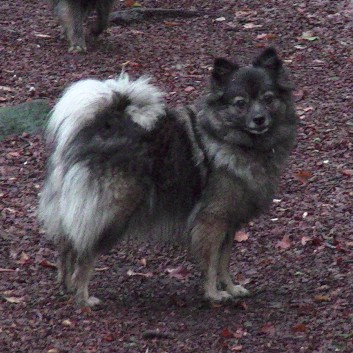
0, 1, 352, 352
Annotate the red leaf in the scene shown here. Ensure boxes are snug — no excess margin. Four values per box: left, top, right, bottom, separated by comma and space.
220, 328, 234, 338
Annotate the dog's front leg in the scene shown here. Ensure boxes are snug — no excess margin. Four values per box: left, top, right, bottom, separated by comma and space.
218, 232, 249, 298
191, 214, 232, 302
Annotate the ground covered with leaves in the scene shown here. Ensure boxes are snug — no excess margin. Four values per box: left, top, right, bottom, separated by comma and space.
1, 0, 352, 352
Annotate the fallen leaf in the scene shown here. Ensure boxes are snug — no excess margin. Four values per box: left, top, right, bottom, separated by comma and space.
7, 151, 21, 158
301, 236, 311, 245
0, 86, 14, 92
234, 328, 245, 339
231, 345, 243, 351
243, 23, 262, 29
103, 334, 115, 342
184, 86, 195, 92
234, 231, 249, 242
220, 328, 234, 338
0, 268, 17, 272
17, 252, 31, 265
313, 295, 331, 302
62, 319, 73, 326
140, 258, 147, 267
33, 32, 52, 38
292, 323, 307, 332
127, 269, 153, 278
3, 296, 25, 304
341, 169, 353, 176
294, 170, 313, 183
276, 235, 291, 250
166, 266, 191, 280
124, 0, 141, 7
256, 33, 277, 40
260, 323, 276, 335
39, 259, 57, 269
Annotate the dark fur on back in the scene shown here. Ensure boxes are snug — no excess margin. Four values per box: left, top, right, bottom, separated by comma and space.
39, 48, 297, 306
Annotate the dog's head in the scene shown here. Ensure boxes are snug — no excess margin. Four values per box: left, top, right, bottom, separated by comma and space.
202, 48, 296, 147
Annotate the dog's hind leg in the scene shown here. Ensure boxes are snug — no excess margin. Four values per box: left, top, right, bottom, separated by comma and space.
57, 237, 77, 293
55, 1, 87, 52
90, 0, 115, 36
72, 253, 99, 307
218, 232, 249, 298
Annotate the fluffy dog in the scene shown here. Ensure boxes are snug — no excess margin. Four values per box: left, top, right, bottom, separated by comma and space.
39, 48, 297, 306
51, 0, 115, 52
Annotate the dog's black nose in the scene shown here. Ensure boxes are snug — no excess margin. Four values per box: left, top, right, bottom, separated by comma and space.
253, 115, 266, 126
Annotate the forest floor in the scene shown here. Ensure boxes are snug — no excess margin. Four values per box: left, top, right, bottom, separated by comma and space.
0, 0, 352, 352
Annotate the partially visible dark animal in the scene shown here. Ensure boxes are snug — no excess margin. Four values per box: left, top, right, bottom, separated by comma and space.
38, 48, 297, 306
51, 0, 115, 52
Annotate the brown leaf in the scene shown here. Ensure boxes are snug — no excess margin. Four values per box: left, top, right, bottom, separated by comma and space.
313, 295, 331, 302
17, 252, 31, 265
292, 323, 307, 332
39, 259, 57, 269
276, 235, 291, 250
103, 334, 115, 342
256, 33, 277, 40
294, 170, 313, 183
234, 231, 249, 242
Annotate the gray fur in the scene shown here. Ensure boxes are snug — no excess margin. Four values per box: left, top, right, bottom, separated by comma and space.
39, 48, 297, 306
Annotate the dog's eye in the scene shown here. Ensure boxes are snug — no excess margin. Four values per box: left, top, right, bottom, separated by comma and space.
233, 97, 247, 109
263, 92, 275, 105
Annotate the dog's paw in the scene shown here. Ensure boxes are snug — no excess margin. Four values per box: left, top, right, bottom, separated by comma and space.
226, 285, 250, 298
205, 290, 233, 302
76, 296, 101, 307
68, 45, 87, 53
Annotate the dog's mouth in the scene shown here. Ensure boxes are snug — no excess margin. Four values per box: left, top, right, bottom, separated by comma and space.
246, 127, 269, 135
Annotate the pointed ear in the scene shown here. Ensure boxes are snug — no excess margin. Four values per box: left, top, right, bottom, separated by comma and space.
253, 47, 282, 71
212, 58, 239, 88
254, 47, 295, 91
